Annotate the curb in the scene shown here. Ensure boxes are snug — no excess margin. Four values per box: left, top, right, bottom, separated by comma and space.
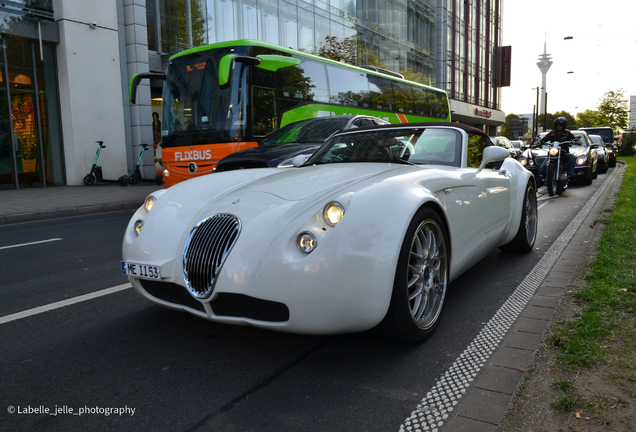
440, 162, 625, 431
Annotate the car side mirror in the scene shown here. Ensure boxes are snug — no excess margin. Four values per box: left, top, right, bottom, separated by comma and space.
292, 154, 308, 167
477, 146, 510, 172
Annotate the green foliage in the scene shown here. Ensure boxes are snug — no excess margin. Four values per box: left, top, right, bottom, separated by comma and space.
552, 379, 574, 392
595, 89, 629, 134
500, 113, 519, 139
619, 130, 636, 156
537, 111, 576, 131
576, 109, 600, 128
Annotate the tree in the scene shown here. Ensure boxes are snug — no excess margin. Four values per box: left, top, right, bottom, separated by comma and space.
537, 111, 575, 131
595, 89, 629, 135
500, 113, 519, 139
575, 109, 600, 128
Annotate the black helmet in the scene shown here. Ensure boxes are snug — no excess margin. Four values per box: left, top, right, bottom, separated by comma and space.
554, 117, 567, 129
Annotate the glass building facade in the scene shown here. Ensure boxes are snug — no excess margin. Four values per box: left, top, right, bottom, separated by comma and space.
144, 0, 504, 132
437, 0, 501, 109
145, 0, 437, 87
0, 1, 63, 190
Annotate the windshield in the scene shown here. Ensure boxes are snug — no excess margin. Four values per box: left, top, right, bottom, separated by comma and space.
571, 132, 590, 147
161, 47, 250, 147
261, 117, 351, 146
582, 128, 613, 144
305, 127, 462, 167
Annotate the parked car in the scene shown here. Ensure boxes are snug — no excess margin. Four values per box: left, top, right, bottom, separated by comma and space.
588, 134, 608, 174
579, 126, 616, 167
491, 136, 522, 159
122, 122, 537, 341
214, 115, 390, 172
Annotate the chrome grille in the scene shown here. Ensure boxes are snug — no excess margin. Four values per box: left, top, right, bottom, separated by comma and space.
182, 214, 241, 299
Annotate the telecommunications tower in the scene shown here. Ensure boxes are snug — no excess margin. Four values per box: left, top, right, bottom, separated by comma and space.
536, 38, 553, 117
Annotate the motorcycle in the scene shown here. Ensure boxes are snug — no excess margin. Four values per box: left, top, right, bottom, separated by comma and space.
545, 140, 573, 196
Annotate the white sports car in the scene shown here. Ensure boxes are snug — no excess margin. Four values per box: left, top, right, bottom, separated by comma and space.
122, 123, 537, 341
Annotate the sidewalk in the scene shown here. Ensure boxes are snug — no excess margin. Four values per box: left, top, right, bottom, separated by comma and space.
0, 184, 160, 225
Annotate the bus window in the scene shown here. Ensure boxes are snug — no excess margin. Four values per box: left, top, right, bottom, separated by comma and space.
277, 63, 318, 102
253, 87, 277, 136
392, 81, 414, 114
413, 87, 430, 116
368, 74, 393, 111
296, 59, 329, 102
327, 65, 370, 107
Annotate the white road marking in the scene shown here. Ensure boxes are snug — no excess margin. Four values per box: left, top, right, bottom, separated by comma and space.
0, 238, 63, 250
0, 283, 132, 325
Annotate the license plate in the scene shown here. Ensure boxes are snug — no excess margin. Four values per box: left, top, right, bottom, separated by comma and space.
121, 261, 161, 280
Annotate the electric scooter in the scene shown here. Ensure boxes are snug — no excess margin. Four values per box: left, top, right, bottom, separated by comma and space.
128, 143, 164, 185
83, 141, 129, 186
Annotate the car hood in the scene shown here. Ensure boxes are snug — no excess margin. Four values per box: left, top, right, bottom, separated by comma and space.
164, 163, 418, 207
215, 143, 322, 170
569, 146, 592, 157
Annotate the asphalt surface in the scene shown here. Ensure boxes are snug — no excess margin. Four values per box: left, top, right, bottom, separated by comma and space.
0, 164, 625, 431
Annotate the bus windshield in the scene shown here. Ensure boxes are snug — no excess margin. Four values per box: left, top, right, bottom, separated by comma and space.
161, 47, 250, 148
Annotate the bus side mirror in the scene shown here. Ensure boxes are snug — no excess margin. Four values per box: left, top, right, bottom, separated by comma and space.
218, 54, 301, 88
255, 55, 301, 71
219, 55, 263, 88
129, 72, 166, 104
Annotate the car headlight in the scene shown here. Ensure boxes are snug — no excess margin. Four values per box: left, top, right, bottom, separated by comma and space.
576, 156, 587, 165
606, 148, 613, 154
323, 202, 345, 226
134, 219, 144, 235
518, 156, 527, 166
549, 147, 559, 156
144, 196, 156, 213
297, 232, 317, 254
163, 169, 170, 177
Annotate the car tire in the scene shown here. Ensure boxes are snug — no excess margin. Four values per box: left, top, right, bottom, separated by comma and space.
500, 181, 537, 253
376, 207, 449, 342
584, 166, 594, 185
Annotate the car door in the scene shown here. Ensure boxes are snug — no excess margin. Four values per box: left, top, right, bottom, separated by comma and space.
467, 133, 511, 235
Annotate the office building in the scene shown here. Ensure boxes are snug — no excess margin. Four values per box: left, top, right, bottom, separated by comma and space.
0, 0, 506, 189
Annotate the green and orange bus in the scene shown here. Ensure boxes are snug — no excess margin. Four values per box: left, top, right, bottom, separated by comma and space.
130, 39, 450, 188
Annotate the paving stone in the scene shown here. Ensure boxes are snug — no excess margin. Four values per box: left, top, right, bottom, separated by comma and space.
489, 345, 535, 370
474, 365, 525, 394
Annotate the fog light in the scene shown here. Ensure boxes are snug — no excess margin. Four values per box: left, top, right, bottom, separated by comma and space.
134, 219, 144, 235
163, 169, 170, 177
297, 232, 317, 254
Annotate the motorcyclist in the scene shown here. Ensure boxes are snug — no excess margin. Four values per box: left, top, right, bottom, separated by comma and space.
537, 117, 577, 179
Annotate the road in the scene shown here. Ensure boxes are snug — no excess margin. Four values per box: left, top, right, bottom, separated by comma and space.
0, 170, 615, 432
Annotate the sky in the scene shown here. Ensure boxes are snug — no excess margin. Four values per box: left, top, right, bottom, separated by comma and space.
500, 1, 636, 118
